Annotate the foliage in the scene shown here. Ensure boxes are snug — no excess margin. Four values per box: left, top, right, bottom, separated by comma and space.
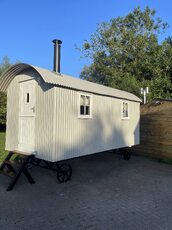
79, 6, 172, 100
0, 132, 8, 162
0, 56, 11, 75
0, 57, 12, 130
0, 92, 7, 128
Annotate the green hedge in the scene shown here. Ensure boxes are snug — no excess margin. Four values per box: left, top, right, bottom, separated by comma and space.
0, 132, 8, 162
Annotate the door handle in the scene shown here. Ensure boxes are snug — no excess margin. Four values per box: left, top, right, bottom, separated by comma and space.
30, 107, 35, 113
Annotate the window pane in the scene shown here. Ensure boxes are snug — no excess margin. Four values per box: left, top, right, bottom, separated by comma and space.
86, 106, 90, 115
80, 95, 85, 106
85, 96, 90, 106
123, 102, 128, 117
80, 105, 85, 115
26, 93, 29, 103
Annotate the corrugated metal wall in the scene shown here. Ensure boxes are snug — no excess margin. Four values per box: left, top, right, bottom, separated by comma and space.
34, 81, 55, 161
6, 78, 19, 150
52, 87, 140, 162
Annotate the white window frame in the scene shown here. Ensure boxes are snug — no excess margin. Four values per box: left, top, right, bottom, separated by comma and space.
121, 101, 129, 119
78, 92, 93, 119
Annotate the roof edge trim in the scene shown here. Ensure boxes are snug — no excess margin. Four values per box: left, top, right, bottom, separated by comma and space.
0, 63, 45, 92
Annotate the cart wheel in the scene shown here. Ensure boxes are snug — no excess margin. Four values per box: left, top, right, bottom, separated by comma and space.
57, 163, 72, 183
121, 148, 131, 160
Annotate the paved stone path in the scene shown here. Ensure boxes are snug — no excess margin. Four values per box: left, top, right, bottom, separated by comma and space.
0, 152, 172, 230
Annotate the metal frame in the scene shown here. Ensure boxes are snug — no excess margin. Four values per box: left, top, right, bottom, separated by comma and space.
31, 157, 72, 183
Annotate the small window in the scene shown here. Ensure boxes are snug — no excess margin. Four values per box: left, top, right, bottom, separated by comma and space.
122, 102, 129, 119
26, 93, 30, 103
79, 94, 92, 118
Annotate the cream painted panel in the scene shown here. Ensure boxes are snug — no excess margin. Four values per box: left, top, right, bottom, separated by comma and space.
18, 80, 36, 152
52, 88, 140, 162
34, 82, 55, 161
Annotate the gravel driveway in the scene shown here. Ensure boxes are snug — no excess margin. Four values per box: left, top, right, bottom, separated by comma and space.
0, 152, 172, 230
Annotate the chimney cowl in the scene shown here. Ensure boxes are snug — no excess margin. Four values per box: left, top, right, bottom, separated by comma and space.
52, 39, 62, 45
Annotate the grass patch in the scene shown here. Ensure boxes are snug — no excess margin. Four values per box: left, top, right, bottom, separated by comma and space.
0, 132, 8, 162
158, 158, 172, 165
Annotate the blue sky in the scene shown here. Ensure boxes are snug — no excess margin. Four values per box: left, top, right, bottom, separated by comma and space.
0, 0, 172, 77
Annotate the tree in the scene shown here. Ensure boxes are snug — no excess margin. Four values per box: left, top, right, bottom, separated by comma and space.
0, 56, 11, 75
0, 92, 7, 129
0, 57, 12, 130
79, 6, 172, 100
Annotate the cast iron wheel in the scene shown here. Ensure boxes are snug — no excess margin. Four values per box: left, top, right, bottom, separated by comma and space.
121, 148, 131, 160
56, 163, 72, 183
123, 151, 131, 160
122, 149, 131, 160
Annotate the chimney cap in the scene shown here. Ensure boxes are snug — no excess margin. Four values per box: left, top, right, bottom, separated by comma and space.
52, 39, 62, 45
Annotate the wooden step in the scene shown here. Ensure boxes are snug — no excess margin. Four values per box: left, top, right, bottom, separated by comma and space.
0, 151, 35, 191
0, 170, 15, 178
4, 160, 22, 167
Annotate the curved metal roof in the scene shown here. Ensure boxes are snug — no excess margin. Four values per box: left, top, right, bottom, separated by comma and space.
0, 63, 141, 102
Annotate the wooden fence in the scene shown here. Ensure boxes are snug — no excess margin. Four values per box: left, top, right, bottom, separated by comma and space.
133, 100, 172, 159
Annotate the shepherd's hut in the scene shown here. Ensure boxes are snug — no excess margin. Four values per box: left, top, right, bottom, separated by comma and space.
0, 40, 141, 162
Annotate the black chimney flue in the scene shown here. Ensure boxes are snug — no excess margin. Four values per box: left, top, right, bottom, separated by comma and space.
52, 39, 62, 73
